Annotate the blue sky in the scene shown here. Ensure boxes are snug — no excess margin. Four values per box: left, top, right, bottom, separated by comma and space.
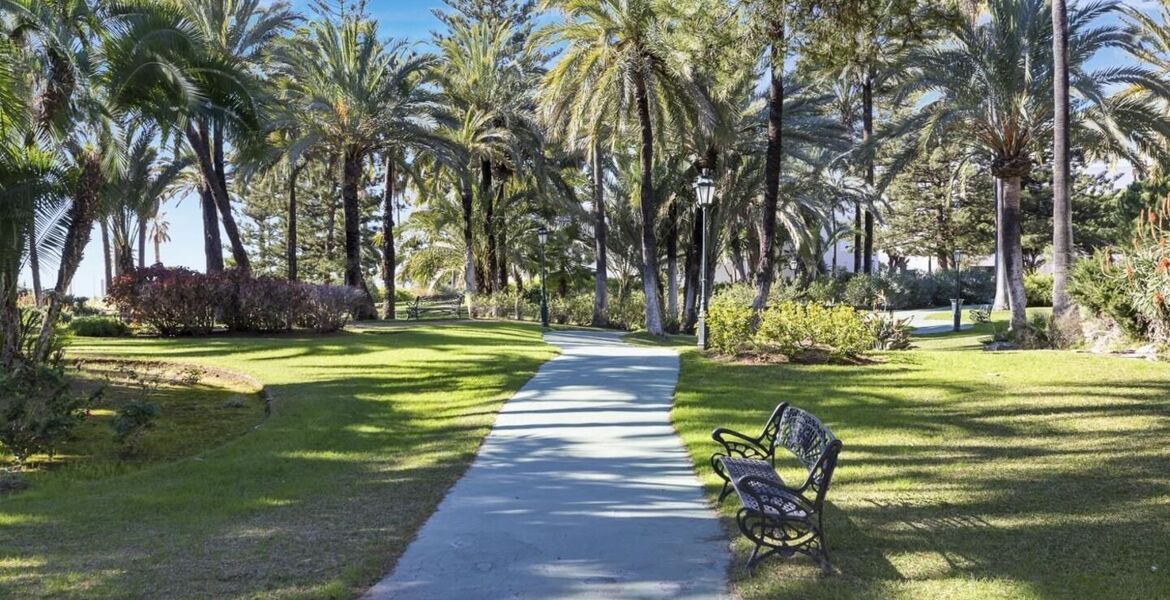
23, 0, 1163, 297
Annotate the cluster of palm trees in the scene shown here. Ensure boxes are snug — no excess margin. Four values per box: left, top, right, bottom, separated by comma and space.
4, 0, 1170, 365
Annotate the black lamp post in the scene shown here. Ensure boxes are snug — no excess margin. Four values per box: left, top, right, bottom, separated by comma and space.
694, 169, 716, 350
538, 226, 549, 328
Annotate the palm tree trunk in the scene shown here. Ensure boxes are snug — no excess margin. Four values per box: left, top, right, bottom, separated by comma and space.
993, 179, 1009, 310
199, 182, 224, 274
460, 180, 476, 295
591, 142, 609, 327
862, 73, 875, 274
755, 35, 784, 310
0, 270, 20, 368
101, 218, 113, 287
682, 211, 701, 332
666, 199, 679, 322
381, 158, 397, 320
342, 146, 376, 319
1001, 176, 1028, 331
729, 222, 747, 283
496, 198, 508, 292
28, 224, 42, 306
481, 160, 496, 295
633, 71, 665, 336
212, 122, 250, 272
137, 218, 147, 268
1051, 0, 1073, 318
288, 162, 301, 281
34, 154, 102, 363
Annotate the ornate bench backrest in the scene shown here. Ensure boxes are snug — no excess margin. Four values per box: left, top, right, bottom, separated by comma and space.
774, 405, 842, 510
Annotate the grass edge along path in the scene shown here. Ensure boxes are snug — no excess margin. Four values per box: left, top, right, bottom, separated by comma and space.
647, 325, 1170, 600
0, 321, 555, 600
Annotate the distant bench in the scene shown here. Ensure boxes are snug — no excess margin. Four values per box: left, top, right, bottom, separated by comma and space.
405, 296, 463, 320
711, 403, 842, 575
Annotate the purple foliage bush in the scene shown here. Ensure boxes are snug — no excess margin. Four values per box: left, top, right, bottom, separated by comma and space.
108, 267, 359, 336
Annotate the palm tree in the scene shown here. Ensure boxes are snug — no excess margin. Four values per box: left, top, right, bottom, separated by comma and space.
278, 14, 398, 318
151, 211, 171, 264
538, 0, 711, 335
102, 122, 190, 275
1051, 0, 1072, 318
893, 0, 1169, 331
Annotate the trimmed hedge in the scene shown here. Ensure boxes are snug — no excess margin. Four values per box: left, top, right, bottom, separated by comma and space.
108, 267, 361, 335
706, 287, 878, 359
69, 316, 129, 337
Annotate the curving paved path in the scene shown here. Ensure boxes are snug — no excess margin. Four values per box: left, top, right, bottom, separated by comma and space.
363, 330, 729, 600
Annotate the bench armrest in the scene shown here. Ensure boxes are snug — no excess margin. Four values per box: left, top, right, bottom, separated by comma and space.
712, 427, 771, 460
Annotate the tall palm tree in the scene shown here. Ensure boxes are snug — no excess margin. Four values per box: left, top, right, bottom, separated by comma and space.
278, 14, 398, 318
1051, 0, 1072, 318
151, 211, 170, 264
538, 0, 711, 335
893, 0, 1169, 331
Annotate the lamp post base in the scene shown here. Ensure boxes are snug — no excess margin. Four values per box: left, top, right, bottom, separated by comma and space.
697, 316, 707, 350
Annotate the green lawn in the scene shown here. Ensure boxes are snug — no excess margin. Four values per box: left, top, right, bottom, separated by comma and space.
921, 306, 1053, 323
668, 324, 1170, 599
0, 322, 554, 599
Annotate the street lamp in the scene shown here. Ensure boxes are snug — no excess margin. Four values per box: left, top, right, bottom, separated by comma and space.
538, 226, 549, 328
694, 169, 716, 350
952, 249, 964, 332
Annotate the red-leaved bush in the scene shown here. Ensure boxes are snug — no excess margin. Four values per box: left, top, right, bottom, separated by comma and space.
108, 266, 225, 335
108, 267, 361, 336
297, 284, 362, 333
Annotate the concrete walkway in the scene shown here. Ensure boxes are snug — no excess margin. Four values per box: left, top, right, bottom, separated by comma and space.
363, 330, 729, 600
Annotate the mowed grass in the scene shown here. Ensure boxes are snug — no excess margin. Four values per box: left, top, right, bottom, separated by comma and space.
0, 321, 554, 599
4, 362, 265, 483
668, 324, 1170, 599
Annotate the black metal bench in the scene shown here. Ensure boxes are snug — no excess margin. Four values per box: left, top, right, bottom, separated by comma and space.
711, 403, 842, 574
405, 296, 463, 320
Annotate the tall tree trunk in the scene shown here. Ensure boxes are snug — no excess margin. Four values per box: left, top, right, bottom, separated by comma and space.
100, 218, 113, 288
154, 234, 161, 265
115, 241, 134, 276
1001, 175, 1028, 331
497, 199, 508, 291
342, 146, 376, 319
28, 224, 41, 306
34, 154, 102, 362
591, 142, 609, 327
461, 180, 476, 295
682, 211, 702, 332
1051, 0, 1073, 317
862, 73, 875, 274
137, 218, 147, 268
212, 122, 250, 272
381, 158, 397, 320
993, 179, 1009, 310
729, 222, 748, 283
0, 270, 20, 368
288, 162, 301, 281
853, 201, 862, 272
185, 122, 248, 272
633, 72, 665, 336
666, 199, 679, 322
755, 35, 784, 310
481, 160, 496, 295
199, 182, 224, 274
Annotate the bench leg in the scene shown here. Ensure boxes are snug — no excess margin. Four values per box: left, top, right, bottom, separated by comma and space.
711, 454, 733, 503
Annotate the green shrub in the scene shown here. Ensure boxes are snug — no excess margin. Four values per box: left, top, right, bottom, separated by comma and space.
755, 301, 875, 359
804, 274, 847, 304
867, 311, 914, 350
0, 363, 94, 467
69, 316, 129, 337
843, 275, 878, 308
549, 293, 593, 326
706, 291, 756, 354
1024, 273, 1054, 307
112, 400, 161, 458
1069, 253, 1145, 339
608, 292, 646, 331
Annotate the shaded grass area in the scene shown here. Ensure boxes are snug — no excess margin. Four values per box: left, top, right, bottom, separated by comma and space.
3, 363, 264, 483
0, 322, 554, 599
921, 306, 1053, 323
670, 324, 1170, 599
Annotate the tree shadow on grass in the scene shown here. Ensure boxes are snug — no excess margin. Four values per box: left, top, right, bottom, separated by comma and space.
0, 323, 554, 599
676, 348, 1170, 600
